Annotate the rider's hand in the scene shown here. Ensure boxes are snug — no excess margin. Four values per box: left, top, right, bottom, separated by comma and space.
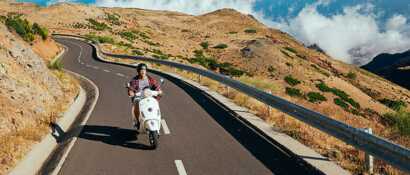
158, 90, 163, 95
128, 91, 135, 97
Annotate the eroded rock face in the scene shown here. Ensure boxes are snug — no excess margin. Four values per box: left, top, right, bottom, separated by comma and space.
0, 24, 63, 137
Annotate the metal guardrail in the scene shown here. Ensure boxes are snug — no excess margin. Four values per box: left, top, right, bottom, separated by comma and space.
53, 33, 410, 173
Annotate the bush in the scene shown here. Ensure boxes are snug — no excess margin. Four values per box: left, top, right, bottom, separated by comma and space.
106, 13, 120, 25
244, 28, 257, 33
286, 87, 303, 97
213, 43, 228, 49
334, 98, 349, 110
384, 110, 410, 136
228, 31, 237, 34
284, 47, 297, 54
200, 41, 209, 49
189, 50, 246, 77
268, 66, 276, 73
307, 92, 327, 103
48, 59, 63, 70
284, 75, 301, 86
316, 82, 332, 92
86, 18, 110, 31
5, 15, 34, 42
119, 31, 137, 41
346, 71, 357, 79
316, 82, 360, 109
84, 34, 114, 44
32, 23, 48, 40
379, 98, 407, 111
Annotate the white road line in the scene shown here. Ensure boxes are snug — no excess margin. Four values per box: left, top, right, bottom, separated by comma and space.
116, 73, 125, 77
92, 66, 99, 69
85, 64, 91, 67
103, 69, 110, 73
64, 40, 83, 64
175, 160, 188, 175
161, 119, 170, 135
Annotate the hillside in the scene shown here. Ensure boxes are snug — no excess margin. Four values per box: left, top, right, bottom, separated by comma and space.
362, 50, 410, 90
1, 2, 409, 174
0, 14, 79, 174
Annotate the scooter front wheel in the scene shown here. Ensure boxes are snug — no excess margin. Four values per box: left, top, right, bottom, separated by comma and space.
148, 131, 159, 149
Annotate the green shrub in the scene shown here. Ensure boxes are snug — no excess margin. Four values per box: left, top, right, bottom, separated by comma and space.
346, 97, 360, 109
379, 98, 407, 111
86, 18, 110, 31
228, 31, 237, 34
384, 110, 410, 136
106, 13, 120, 25
116, 41, 132, 48
284, 75, 301, 86
268, 66, 276, 73
244, 28, 257, 33
48, 59, 63, 70
119, 31, 137, 41
346, 71, 357, 79
307, 92, 327, 103
284, 47, 297, 54
285, 62, 293, 67
5, 15, 34, 42
334, 98, 349, 110
0, 15, 6, 23
286, 87, 303, 97
316, 82, 332, 92
189, 50, 246, 77
213, 43, 228, 49
200, 41, 209, 49
84, 34, 114, 44
32, 23, 48, 40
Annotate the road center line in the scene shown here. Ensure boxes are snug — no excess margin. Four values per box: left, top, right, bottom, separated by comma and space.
92, 66, 99, 69
175, 160, 188, 175
116, 73, 125, 77
103, 69, 110, 72
161, 119, 170, 134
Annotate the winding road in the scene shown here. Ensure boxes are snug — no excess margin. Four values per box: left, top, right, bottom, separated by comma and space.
42, 37, 323, 175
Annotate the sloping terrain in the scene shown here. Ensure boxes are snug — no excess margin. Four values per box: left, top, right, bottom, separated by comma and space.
1, 2, 409, 174
0, 20, 78, 174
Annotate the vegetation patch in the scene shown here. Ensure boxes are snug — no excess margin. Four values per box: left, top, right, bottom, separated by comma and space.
284, 75, 301, 86
119, 31, 137, 41
284, 47, 297, 54
379, 98, 407, 111
281, 50, 292, 58
316, 82, 361, 111
383, 110, 410, 136
213, 43, 228, 49
200, 41, 209, 49
189, 50, 247, 77
84, 34, 114, 44
106, 13, 121, 25
345, 71, 357, 80
286, 87, 303, 97
4, 14, 48, 42
311, 64, 330, 77
228, 31, 238, 34
244, 28, 257, 33
48, 58, 63, 70
132, 49, 144, 56
334, 98, 349, 110
306, 92, 327, 103
86, 18, 110, 31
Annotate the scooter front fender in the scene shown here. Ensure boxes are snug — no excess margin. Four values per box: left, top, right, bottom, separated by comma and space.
145, 119, 161, 132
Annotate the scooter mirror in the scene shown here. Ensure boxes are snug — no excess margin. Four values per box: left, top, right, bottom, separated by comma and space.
125, 82, 130, 88
160, 78, 165, 85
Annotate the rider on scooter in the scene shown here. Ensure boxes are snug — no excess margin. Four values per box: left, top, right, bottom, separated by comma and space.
127, 63, 162, 128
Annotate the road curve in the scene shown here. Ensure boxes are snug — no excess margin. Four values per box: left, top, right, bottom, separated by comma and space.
46, 37, 323, 175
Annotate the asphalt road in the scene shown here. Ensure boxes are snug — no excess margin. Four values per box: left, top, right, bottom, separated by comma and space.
49, 37, 323, 175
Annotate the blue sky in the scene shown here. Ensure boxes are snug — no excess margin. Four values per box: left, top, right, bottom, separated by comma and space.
16, 0, 410, 64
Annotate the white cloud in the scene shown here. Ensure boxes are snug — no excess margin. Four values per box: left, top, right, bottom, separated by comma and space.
272, 4, 410, 65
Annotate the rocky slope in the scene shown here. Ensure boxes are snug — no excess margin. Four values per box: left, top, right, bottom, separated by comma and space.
1, 2, 409, 174
0, 20, 78, 173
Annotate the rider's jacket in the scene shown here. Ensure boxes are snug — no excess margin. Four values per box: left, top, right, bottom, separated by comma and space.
128, 75, 161, 100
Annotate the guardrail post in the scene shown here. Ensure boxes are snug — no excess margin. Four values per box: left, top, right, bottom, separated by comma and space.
198, 75, 202, 83
266, 90, 272, 116
364, 128, 374, 174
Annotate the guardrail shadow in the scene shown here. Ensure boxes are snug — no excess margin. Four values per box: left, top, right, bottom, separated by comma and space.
148, 69, 326, 175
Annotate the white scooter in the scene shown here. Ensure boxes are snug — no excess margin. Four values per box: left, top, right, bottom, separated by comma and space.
127, 79, 164, 149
